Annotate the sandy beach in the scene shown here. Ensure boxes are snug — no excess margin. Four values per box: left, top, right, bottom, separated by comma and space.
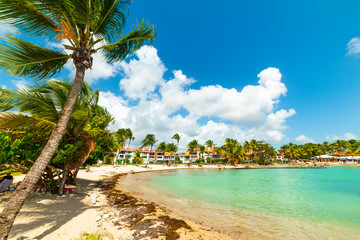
0, 165, 234, 240
1, 163, 357, 239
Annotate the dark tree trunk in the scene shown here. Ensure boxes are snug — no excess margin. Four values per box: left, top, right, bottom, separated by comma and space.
58, 161, 70, 195
0, 66, 86, 240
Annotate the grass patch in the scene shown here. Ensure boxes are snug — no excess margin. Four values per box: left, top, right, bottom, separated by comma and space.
100, 175, 108, 177
0, 170, 23, 177
74, 232, 115, 240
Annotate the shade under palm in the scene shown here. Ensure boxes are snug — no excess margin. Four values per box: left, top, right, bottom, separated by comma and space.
0, 1, 155, 238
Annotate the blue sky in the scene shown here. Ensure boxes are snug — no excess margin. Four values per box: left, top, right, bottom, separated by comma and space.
1, 0, 360, 149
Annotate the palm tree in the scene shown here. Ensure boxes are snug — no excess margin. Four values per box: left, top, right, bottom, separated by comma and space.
0, 80, 104, 194
0, 1, 155, 235
125, 128, 135, 148
141, 134, 157, 164
223, 138, 238, 164
187, 139, 199, 162
199, 145, 206, 161
114, 128, 127, 164
171, 133, 181, 161
172, 133, 181, 149
166, 143, 178, 165
133, 150, 142, 165
157, 141, 167, 164
205, 139, 214, 148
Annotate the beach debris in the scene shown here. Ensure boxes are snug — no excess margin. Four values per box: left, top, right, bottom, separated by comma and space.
95, 215, 102, 221
100, 174, 193, 240
90, 193, 99, 204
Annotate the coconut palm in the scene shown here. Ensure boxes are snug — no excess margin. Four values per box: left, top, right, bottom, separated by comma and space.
171, 133, 181, 149
114, 128, 127, 164
156, 141, 167, 164
0, 1, 155, 236
205, 139, 214, 148
125, 128, 135, 148
187, 139, 199, 161
133, 150, 142, 165
0, 80, 105, 193
141, 134, 157, 164
166, 143, 178, 165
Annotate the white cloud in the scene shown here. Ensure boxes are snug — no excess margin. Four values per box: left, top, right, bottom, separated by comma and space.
98, 46, 296, 150
0, 21, 18, 35
346, 37, 360, 56
119, 46, 166, 100
1, 85, 6, 89
326, 133, 358, 141
295, 135, 315, 144
11, 80, 28, 90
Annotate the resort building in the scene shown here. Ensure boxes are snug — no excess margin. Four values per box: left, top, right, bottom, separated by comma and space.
115, 146, 175, 164
312, 151, 360, 163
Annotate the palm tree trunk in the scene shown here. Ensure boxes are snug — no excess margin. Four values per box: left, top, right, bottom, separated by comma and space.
59, 161, 70, 195
0, 66, 86, 240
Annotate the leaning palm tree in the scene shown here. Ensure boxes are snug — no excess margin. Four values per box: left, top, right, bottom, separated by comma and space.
171, 133, 181, 149
125, 128, 135, 148
0, 1, 155, 237
0, 80, 104, 194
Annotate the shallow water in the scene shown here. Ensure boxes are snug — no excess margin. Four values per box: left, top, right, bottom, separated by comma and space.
119, 167, 360, 239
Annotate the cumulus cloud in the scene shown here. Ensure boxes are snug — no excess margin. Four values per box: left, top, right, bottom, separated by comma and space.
346, 37, 360, 56
98, 46, 296, 150
295, 135, 315, 144
326, 133, 358, 141
119, 46, 166, 100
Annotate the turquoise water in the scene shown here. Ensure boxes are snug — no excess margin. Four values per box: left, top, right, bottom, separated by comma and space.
146, 167, 360, 238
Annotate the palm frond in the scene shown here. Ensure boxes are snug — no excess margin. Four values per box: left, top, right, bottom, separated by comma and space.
0, 88, 14, 111
0, 112, 56, 134
0, 35, 70, 79
99, 20, 156, 62
0, 0, 59, 37
90, 0, 130, 42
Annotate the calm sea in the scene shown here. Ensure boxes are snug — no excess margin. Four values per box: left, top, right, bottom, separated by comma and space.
120, 167, 360, 239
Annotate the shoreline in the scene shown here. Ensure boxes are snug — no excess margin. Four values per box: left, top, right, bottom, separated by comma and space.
1, 163, 359, 239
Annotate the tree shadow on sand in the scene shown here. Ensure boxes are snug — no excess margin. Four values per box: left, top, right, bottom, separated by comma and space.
1, 178, 101, 239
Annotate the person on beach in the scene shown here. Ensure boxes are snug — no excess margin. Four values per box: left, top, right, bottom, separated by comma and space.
0, 173, 14, 193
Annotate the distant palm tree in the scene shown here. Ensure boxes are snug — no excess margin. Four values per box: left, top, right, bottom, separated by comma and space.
171, 133, 181, 161
125, 128, 135, 148
0, 1, 155, 236
199, 145, 206, 161
157, 141, 167, 164
187, 139, 199, 162
133, 150, 143, 165
141, 134, 157, 164
205, 139, 214, 148
114, 128, 127, 164
172, 133, 181, 149
166, 143, 178, 165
